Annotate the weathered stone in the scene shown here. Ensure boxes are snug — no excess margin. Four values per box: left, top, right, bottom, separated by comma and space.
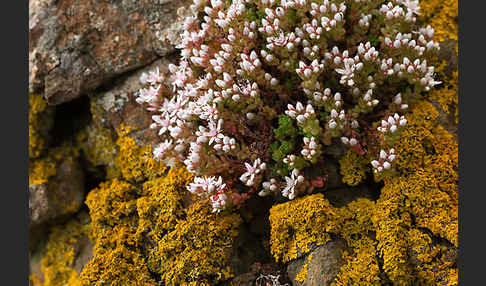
227, 262, 290, 286
29, 0, 193, 105
229, 225, 272, 277
287, 239, 347, 286
324, 185, 378, 207
29, 212, 93, 284
29, 155, 84, 229
437, 39, 458, 78
321, 159, 346, 191
430, 99, 458, 140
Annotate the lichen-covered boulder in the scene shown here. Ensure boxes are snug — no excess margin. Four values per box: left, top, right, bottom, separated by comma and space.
29, 0, 193, 104
287, 239, 347, 286
29, 147, 84, 230
29, 212, 92, 286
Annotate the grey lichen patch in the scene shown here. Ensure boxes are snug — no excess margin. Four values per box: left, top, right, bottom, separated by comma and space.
97, 91, 129, 113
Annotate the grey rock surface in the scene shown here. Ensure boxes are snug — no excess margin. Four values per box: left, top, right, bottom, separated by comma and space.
29, 0, 193, 105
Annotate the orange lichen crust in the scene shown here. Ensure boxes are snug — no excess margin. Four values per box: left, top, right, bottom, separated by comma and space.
33, 216, 89, 286
29, 93, 49, 159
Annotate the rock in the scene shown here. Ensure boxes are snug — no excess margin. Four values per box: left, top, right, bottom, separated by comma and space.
29, 212, 93, 284
228, 262, 290, 286
29, 152, 85, 232
287, 239, 347, 286
321, 159, 346, 191
228, 225, 273, 277
29, 241, 46, 284
324, 185, 378, 207
430, 100, 458, 140
72, 235, 94, 275
29, 0, 194, 105
437, 39, 458, 78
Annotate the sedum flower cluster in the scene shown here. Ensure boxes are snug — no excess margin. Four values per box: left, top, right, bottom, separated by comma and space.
135, 0, 440, 212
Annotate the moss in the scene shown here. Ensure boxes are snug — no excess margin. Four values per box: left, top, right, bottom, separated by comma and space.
338, 149, 368, 187
35, 217, 89, 286
29, 93, 49, 159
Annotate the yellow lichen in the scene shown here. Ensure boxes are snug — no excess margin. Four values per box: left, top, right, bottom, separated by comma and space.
29, 156, 57, 186
408, 229, 458, 286
270, 195, 383, 284
367, 100, 458, 284
420, 0, 458, 43
80, 150, 238, 286
269, 194, 340, 262
81, 178, 155, 285
35, 217, 89, 286
81, 245, 157, 286
156, 201, 242, 285
372, 178, 415, 285
85, 179, 138, 228
29, 93, 49, 159
392, 101, 458, 246
114, 125, 167, 182
331, 237, 381, 286
29, 145, 80, 186
295, 253, 312, 283
331, 199, 382, 286
338, 149, 368, 186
